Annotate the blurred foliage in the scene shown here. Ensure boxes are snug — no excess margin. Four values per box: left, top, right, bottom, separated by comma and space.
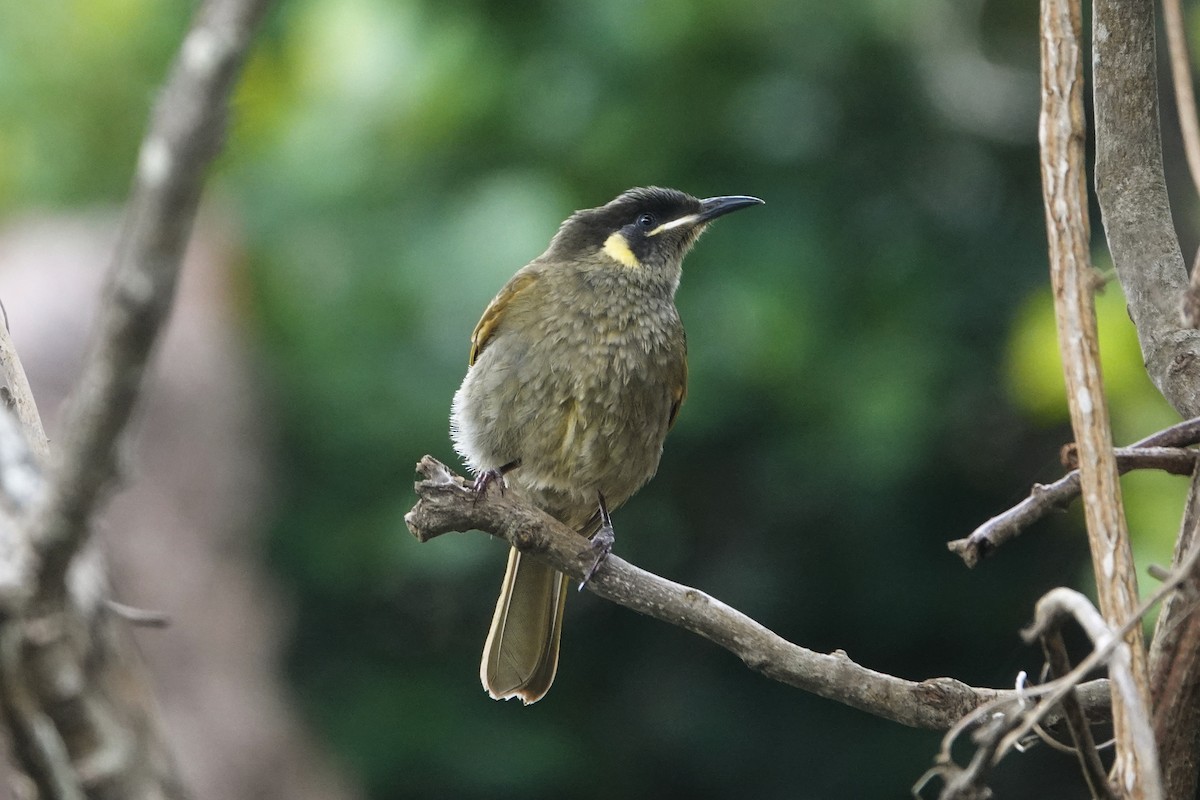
1, 0, 1192, 796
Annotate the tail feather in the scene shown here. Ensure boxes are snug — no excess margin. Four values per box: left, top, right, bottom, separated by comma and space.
480, 548, 570, 704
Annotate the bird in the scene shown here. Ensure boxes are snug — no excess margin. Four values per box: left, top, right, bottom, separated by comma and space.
450, 186, 763, 704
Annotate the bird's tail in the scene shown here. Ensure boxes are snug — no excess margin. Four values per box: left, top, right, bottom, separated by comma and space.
480, 548, 570, 704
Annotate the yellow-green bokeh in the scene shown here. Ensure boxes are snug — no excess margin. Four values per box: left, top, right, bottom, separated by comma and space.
1005, 262, 1186, 597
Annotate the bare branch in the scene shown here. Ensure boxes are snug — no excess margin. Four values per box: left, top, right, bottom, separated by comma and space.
103, 600, 172, 629
0, 626, 83, 800
1163, 0, 1200, 329
0, 320, 48, 465
22, 0, 273, 597
924, 538, 1200, 799
918, 703, 1014, 799
1038, 625, 1116, 800
1147, 469, 1200, 797
1041, 0, 1151, 787
1162, 0, 1200, 205
407, 456, 1112, 731
1093, 0, 1200, 415
949, 416, 1200, 566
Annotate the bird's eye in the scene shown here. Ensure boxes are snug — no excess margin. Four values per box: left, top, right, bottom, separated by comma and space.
636, 213, 657, 229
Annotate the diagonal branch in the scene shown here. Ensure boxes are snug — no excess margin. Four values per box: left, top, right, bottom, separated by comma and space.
1038, 625, 1116, 800
0, 321, 48, 465
22, 0, 273, 597
406, 456, 1112, 731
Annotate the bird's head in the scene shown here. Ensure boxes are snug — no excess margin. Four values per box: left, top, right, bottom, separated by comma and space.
548, 187, 763, 283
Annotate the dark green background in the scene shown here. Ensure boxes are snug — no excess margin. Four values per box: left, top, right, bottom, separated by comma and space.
2, 0, 1189, 796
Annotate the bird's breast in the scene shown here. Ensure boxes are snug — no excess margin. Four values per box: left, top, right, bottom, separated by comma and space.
521, 301, 683, 503
451, 275, 685, 523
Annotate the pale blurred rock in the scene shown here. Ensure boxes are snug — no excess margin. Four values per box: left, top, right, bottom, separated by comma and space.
0, 209, 360, 800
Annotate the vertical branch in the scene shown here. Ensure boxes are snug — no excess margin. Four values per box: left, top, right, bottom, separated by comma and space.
1094, 0, 1200, 794
1040, 630, 1116, 800
1165, 0, 1200, 328
1039, 0, 1153, 794
1023, 589, 1161, 799
1163, 0, 1200, 203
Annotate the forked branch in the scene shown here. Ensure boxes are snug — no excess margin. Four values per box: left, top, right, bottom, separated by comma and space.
948, 418, 1200, 567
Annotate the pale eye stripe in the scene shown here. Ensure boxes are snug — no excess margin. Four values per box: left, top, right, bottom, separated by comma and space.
647, 213, 701, 237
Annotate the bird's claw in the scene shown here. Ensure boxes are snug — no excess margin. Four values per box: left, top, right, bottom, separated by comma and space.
471, 460, 520, 501
471, 468, 506, 501
579, 493, 615, 590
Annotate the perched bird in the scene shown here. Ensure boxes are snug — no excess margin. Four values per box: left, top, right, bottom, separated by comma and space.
450, 186, 763, 704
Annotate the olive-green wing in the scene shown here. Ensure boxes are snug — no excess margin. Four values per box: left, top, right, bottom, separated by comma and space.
469, 270, 539, 366
667, 345, 688, 431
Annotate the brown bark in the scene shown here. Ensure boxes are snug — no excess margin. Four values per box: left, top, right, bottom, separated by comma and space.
1092, 0, 1200, 795
1040, 0, 1153, 792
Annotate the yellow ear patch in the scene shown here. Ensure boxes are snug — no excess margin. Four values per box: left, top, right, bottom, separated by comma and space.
603, 232, 641, 268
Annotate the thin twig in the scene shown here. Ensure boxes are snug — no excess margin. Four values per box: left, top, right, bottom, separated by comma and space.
1163, 0, 1200, 328
930, 710, 1015, 799
1020, 590, 1161, 798
923, 541, 1200, 800
1062, 444, 1197, 474
949, 417, 1200, 566
1163, 0, 1200, 203
1039, 624, 1117, 799
104, 600, 171, 629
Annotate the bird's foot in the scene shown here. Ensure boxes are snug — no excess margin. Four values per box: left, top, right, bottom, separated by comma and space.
579, 493, 615, 590
471, 460, 519, 501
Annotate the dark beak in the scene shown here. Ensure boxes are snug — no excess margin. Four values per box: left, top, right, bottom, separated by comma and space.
697, 195, 765, 223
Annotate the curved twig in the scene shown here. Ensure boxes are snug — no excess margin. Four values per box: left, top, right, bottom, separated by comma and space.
1019, 589, 1161, 798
